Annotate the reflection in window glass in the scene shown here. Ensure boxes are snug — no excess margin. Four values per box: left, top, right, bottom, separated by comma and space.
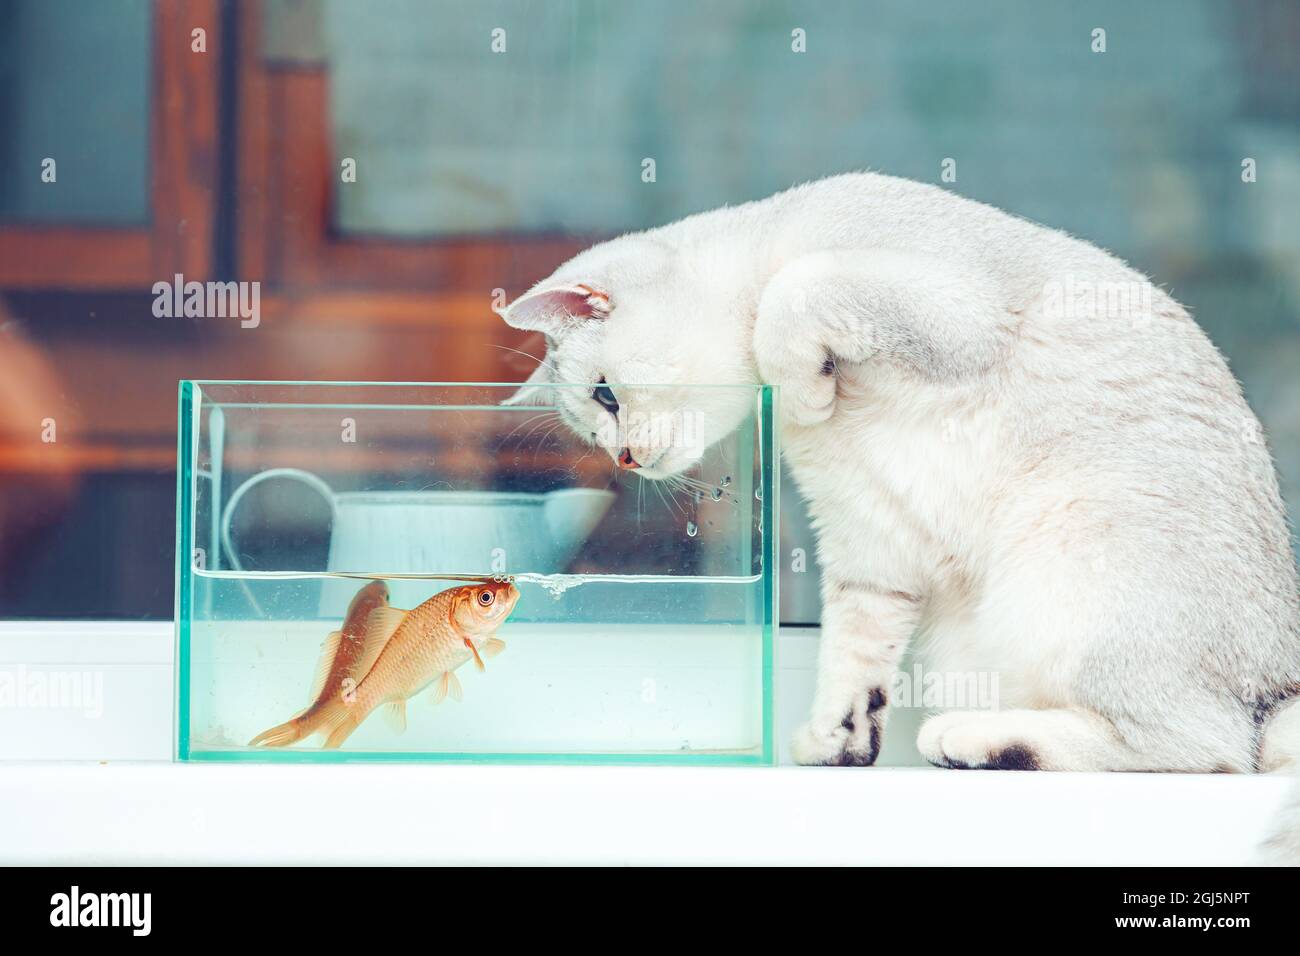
0, 0, 151, 225
0, 0, 1296, 622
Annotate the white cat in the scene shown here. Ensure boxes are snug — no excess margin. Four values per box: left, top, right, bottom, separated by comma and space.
1260, 775, 1300, 863
498, 172, 1300, 772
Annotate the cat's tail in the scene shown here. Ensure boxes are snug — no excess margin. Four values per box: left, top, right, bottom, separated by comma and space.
1259, 695, 1300, 773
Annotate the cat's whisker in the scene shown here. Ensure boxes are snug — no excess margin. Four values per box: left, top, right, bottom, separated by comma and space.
504, 407, 558, 439
636, 471, 646, 527
669, 472, 713, 488
669, 473, 737, 501
663, 477, 694, 518
658, 478, 683, 517
531, 419, 568, 465
500, 410, 557, 447
650, 479, 671, 517
642, 476, 691, 520
664, 474, 691, 500
516, 411, 561, 445
488, 343, 559, 375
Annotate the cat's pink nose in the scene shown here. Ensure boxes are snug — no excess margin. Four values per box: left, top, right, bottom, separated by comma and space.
616, 447, 639, 470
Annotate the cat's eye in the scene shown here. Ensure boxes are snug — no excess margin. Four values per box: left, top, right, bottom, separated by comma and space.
592, 377, 619, 415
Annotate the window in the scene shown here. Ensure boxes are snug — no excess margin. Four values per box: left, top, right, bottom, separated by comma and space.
0, 0, 1296, 621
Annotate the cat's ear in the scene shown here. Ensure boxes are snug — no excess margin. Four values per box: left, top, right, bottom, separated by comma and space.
497, 283, 611, 333
501, 356, 555, 407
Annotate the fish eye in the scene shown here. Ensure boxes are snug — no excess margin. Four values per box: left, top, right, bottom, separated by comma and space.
592, 376, 619, 415
478, 590, 494, 606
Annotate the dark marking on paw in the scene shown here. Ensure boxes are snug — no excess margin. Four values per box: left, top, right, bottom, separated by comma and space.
866, 687, 887, 713
835, 716, 882, 767
835, 745, 877, 768
828, 711, 882, 767
820, 356, 836, 376
983, 744, 1040, 771
923, 745, 968, 770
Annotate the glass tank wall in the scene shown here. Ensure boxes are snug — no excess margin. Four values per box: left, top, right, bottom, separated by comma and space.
175, 381, 776, 763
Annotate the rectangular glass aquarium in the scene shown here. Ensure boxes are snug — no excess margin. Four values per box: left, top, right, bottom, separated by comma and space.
175, 381, 777, 763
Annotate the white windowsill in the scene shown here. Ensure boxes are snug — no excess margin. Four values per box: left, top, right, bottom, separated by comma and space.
0, 621, 1291, 864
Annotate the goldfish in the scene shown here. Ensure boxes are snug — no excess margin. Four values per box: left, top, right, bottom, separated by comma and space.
248, 579, 391, 748
250, 578, 520, 750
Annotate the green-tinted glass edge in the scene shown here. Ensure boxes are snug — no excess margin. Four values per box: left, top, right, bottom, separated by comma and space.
761, 385, 777, 765
183, 750, 769, 765
184, 379, 766, 389
175, 380, 194, 760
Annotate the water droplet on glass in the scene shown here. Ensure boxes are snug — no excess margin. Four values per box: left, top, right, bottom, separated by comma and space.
754, 487, 763, 501
720, 475, 732, 487
710, 487, 723, 501
686, 521, 699, 538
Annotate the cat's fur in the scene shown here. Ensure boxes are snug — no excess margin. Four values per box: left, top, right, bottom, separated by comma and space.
1260, 775, 1300, 863
498, 172, 1300, 772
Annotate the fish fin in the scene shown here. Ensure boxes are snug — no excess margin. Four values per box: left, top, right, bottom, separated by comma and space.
249, 716, 306, 748
430, 673, 449, 706
447, 671, 463, 703
465, 636, 486, 672
482, 637, 506, 659
318, 697, 367, 749
308, 630, 343, 702
383, 700, 407, 735
353, 607, 408, 682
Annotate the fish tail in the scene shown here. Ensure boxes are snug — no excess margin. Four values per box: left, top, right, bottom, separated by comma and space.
248, 698, 338, 748
248, 714, 308, 748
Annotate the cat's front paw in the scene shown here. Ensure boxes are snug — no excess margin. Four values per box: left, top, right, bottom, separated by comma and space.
761, 360, 837, 428
791, 719, 879, 766
917, 711, 1041, 770
754, 322, 838, 427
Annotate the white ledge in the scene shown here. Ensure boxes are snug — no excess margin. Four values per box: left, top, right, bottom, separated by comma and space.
0, 621, 1292, 864
0, 762, 1289, 865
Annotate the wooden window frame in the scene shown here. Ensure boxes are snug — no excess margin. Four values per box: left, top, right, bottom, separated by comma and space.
234, 0, 589, 327
0, 0, 220, 290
